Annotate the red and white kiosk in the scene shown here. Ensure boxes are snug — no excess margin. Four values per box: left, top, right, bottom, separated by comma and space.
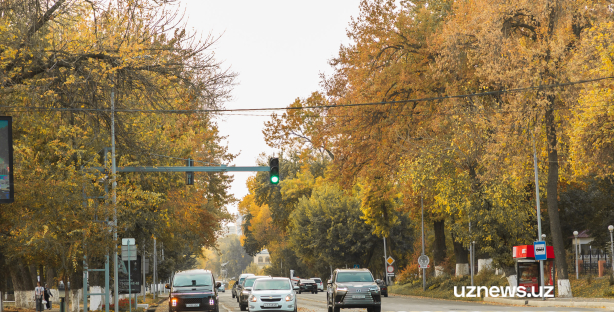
513, 245, 555, 294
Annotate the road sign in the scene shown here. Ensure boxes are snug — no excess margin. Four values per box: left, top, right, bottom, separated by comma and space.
534, 241, 547, 260
386, 256, 395, 265
353, 264, 360, 269
121, 245, 137, 261
122, 238, 135, 245
418, 255, 429, 268
387, 265, 394, 273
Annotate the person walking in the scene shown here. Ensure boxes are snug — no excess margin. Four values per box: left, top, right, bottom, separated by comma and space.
44, 283, 53, 310
34, 282, 44, 312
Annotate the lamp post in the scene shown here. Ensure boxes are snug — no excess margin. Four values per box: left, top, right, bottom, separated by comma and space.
573, 231, 578, 279
608, 225, 613, 275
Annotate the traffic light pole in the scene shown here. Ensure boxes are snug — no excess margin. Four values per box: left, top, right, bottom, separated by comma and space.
92, 166, 269, 173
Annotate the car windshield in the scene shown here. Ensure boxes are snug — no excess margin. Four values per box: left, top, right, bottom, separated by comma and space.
173, 273, 212, 287
313, 279, 321, 283
300, 279, 315, 283
336, 272, 374, 283
253, 280, 291, 290
244, 278, 260, 287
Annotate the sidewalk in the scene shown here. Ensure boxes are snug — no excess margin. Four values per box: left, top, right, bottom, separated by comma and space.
484, 296, 614, 309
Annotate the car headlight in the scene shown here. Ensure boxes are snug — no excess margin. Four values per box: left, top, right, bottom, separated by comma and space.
336, 287, 347, 292
171, 298, 178, 307
369, 286, 380, 292
249, 295, 257, 302
243, 290, 250, 295
285, 294, 294, 302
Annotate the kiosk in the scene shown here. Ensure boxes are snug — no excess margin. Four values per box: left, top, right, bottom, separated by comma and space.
513, 245, 555, 295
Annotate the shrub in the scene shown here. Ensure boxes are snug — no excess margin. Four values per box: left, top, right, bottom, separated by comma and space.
587, 274, 593, 285
609, 273, 614, 286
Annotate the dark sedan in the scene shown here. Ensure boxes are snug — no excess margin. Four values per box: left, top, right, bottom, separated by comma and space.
375, 279, 388, 297
298, 279, 318, 294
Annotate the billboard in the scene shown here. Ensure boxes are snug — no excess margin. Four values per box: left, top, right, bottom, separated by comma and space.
118, 255, 142, 294
0, 117, 13, 203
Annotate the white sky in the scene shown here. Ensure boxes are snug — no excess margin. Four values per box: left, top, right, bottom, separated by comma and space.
180, 1, 362, 218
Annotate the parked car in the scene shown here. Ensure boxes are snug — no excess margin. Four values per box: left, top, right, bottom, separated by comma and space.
247, 277, 299, 312
298, 279, 317, 294
233, 273, 255, 300
167, 269, 221, 312
239, 275, 268, 311
217, 282, 225, 292
326, 268, 381, 312
312, 278, 324, 291
375, 279, 387, 297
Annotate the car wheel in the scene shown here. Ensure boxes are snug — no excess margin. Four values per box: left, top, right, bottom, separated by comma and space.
315, 290, 318, 294
373, 306, 381, 312
367, 308, 373, 312
384, 293, 388, 298
232, 293, 235, 298
298, 290, 301, 294
240, 304, 246, 311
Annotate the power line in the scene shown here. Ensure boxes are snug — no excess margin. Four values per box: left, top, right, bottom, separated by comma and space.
0, 75, 612, 114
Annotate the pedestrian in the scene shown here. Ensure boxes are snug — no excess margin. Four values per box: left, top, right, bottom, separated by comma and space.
44, 283, 53, 309
34, 282, 44, 312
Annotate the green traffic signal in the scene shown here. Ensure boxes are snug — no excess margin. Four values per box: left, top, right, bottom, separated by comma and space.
269, 158, 279, 185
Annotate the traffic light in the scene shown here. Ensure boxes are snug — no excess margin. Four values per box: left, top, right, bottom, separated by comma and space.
269, 158, 279, 184
186, 158, 194, 185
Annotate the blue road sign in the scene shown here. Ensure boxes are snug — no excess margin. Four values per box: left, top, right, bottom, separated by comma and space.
534, 241, 547, 260
353, 264, 360, 269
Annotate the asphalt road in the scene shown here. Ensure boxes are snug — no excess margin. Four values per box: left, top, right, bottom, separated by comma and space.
216, 289, 598, 312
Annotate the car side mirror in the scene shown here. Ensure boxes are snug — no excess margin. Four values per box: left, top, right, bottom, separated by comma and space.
293, 286, 299, 290
375, 279, 382, 283
165, 283, 170, 289
216, 282, 221, 288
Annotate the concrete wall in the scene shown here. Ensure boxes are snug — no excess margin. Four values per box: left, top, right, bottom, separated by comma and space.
14, 289, 59, 309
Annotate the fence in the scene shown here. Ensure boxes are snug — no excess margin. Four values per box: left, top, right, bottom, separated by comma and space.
569, 247, 613, 275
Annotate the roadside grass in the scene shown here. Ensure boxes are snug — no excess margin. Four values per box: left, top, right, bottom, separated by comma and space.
389, 270, 506, 301
390, 269, 614, 300
569, 275, 614, 298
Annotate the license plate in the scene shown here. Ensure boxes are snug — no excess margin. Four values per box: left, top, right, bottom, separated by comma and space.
185, 304, 200, 307
352, 295, 365, 299
263, 303, 279, 308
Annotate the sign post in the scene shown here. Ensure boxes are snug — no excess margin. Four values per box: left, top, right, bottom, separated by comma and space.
122, 239, 135, 312
534, 241, 547, 298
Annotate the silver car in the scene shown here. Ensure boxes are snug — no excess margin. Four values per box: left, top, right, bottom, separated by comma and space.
248, 277, 298, 312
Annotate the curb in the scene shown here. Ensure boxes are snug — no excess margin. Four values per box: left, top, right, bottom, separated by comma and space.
484, 297, 614, 309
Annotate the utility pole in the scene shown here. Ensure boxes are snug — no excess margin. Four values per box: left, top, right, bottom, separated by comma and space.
421, 195, 426, 291
111, 80, 119, 312
153, 238, 157, 300
533, 135, 545, 300
383, 237, 388, 285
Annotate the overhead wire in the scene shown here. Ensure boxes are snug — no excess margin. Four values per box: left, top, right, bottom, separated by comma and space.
0, 75, 612, 115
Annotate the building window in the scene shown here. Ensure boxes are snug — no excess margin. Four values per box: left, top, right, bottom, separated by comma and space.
265, 257, 270, 263
258, 257, 263, 263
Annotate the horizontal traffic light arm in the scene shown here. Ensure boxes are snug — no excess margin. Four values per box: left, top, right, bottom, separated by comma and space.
90, 166, 269, 173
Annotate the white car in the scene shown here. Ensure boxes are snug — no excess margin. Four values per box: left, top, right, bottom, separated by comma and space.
248, 277, 298, 312
311, 277, 324, 291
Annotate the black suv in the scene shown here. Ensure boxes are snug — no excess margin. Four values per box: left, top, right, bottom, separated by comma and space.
167, 269, 221, 312
327, 269, 381, 312
298, 279, 317, 294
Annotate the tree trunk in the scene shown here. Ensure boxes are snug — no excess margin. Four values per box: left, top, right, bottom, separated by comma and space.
433, 220, 447, 264
453, 240, 469, 264
545, 103, 568, 279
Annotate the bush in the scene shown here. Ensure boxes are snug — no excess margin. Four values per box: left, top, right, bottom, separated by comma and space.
101, 298, 137, 312
587, 274, 593, 285
609, 273, 614, 286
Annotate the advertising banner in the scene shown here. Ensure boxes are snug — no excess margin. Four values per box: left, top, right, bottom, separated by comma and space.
0, 117, 13, 203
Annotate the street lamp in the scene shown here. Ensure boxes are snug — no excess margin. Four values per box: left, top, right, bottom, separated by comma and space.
573, 231, 578, 279
608, 225, 613, 275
